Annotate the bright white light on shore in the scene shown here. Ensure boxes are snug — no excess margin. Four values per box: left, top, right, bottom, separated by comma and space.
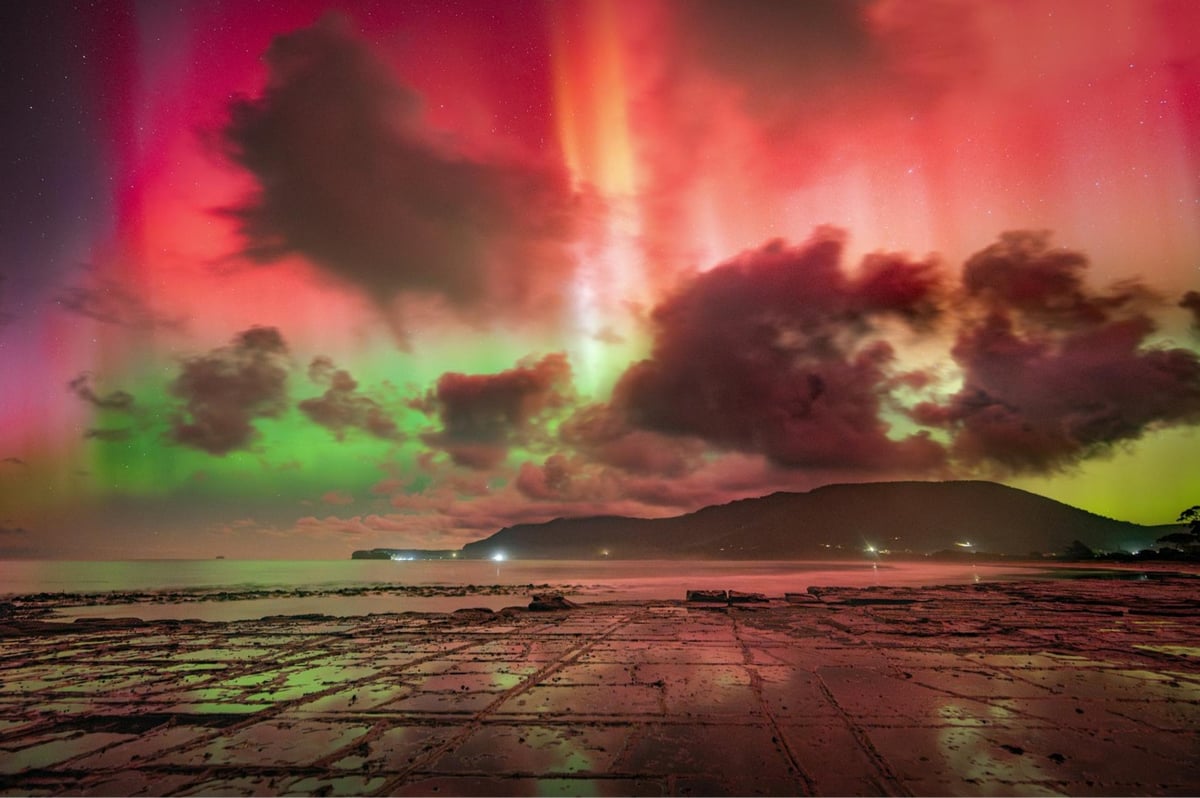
955, 541, 973, 548
491, 552, 506, 562
865, 545, 877, 554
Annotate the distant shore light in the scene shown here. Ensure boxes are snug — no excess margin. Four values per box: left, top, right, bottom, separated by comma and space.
491, 552, 506, 562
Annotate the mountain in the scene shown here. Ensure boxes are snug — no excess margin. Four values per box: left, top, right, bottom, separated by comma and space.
459, 481, 1163, 559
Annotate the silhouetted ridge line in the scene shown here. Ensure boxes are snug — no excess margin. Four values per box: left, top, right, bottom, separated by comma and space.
458, 480, 1158, 559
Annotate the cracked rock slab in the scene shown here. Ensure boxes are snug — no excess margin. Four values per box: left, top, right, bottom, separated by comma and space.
0, 574, 1198, 796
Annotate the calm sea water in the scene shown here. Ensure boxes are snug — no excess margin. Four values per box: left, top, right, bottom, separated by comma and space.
1, 559, 1050, 621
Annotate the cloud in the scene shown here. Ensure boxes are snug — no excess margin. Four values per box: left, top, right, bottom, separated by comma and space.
604, 227, 1199, 478
666, 0, 982, 131
1182, 290, 1200, 330
0, 522, 33, 557
298, 357, 400, 441
676, 1, 877, 110
57, 276, 184, 331
221, 14, 580, 335
67, 373, 135, 411
510, 447, 700, 507
168, 326, 290, 455
321, 490, 355, 506
307, 355, 337, 384
514, 454, 575, 500
368, 445, 857, 548
913, 233, 1200, 473
961, 230, 1151, 328
385, 482, 679, 543
559, 403, 702, 477
611, 229, 946, 470
414, 353, 573, 469
2, 457, 27, 466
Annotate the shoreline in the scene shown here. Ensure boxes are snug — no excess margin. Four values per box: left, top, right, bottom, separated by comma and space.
1, 574, 1198, 795
5, 559, 1192, 624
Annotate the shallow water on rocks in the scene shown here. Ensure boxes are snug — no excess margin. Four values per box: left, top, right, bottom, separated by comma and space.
0, 559, 1068, 621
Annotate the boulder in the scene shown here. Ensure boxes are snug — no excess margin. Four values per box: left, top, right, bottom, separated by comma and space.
528, 593, 577, 611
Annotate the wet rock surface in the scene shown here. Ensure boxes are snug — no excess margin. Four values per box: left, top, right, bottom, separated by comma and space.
3, 583, 579, 618
527, 593, 578, 612
0, 575, 1197, 796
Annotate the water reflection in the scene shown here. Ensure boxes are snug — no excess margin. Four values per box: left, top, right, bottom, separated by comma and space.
19, 560, 1064, 623
2, 559, 1052, 596
55, 593, 526, 622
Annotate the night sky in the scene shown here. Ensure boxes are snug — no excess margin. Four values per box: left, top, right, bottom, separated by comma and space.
2, 0, 1198, 559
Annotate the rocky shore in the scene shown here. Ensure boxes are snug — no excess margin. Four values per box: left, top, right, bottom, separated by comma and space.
1, 573, 1198, 796
1, 582, 577, 619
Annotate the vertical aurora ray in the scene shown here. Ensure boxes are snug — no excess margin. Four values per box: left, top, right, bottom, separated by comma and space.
550, 0, 648, 398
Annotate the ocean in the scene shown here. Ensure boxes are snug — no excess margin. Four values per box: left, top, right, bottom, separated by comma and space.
1, 559, 1053, 622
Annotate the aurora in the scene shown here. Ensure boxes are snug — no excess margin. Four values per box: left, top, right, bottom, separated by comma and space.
1, 0, 1198, 559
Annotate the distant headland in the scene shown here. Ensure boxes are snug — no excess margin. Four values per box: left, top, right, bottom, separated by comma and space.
351, 549, 461, 561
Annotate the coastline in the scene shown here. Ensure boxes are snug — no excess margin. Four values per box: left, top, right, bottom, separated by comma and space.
2, 572, 1198, 796
0, 558, 1189, 624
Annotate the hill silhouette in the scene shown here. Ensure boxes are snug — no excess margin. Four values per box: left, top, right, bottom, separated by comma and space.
460, 481, 1163, 559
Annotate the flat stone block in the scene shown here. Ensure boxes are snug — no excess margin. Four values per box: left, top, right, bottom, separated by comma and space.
0, 732, 135, 775
817, 665, 1004, 725
158, 720, 369, 767
2, 577, 1198, 796
432, 724, 631, 775
618, 722, 800, 794
497, 684, 662, 716
327, 724, 454, 772
779, 721, 892, 796
384, 690, 500, 714
69, 725, 210, 769
391, 775, 666, 796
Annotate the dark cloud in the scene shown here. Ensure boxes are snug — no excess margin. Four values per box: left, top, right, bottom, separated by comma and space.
914, 233, 1200, 473
1181, 290, 1200, 330
415, 353, 573, 469
612, 229, 946, 471
298, 358, 400, 442
962, 231, 1149, 328
84, 428, 132, 442
679, 1, 877, 100
559, 403, 700, 477
0, 519, 34, 561
673, 0, 981, 124
0, 522, 35, 557
57, 277, 184, 331
2, 457, 26, 466
67, 373, 135, 411
307, 355, 337, 384
221, 14, 579, 334
168, 326, 290, 455
514, 454, 574, 500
